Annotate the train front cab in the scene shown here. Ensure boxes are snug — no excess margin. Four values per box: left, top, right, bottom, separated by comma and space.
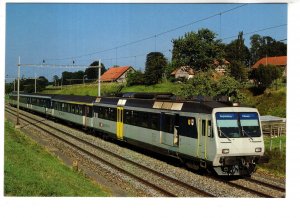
211, 107, 269, 176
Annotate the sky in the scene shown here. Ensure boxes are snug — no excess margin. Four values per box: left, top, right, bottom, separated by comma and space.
4, 3, 287, 82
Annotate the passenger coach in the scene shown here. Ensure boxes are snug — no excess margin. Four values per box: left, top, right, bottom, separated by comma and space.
8, 92, 268, 176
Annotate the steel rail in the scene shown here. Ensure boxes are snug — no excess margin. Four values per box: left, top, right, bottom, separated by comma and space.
6, 106, 215, 197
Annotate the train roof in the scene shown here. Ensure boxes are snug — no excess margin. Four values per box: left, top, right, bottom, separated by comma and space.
10, 92, 54, 99
51, 95, 96, 104
94, 93, 237, 113
11, 92, 243, 113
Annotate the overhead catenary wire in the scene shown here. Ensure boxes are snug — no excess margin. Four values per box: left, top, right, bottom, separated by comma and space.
21, 22, 286, 72
45, 4, 248, 62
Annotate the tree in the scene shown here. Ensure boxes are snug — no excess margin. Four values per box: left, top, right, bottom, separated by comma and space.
18, 76, 49, 93
225, 32, 250, 67
62, 71, 84, 85
228, 60, 248, 83
126, 70, 145, 86
52, 75, 59, 86
250, 34, 287, 65
85, 61, 106, 80
176, 73, 215, 99
172, 28, 225, 71
215, 75, 244, 101
144, 52, 167, 85
249, 64, 283, 93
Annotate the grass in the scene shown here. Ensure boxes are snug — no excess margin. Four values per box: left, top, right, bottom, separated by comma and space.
241, 86, 286, 117
258, 135, 286, 177
43, 82, 123, 96
4, 120, 110, 196
43, 81, 184, 96
122, 81, 184, 93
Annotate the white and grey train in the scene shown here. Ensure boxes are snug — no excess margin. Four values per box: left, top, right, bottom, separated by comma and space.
9, 92, 269, 176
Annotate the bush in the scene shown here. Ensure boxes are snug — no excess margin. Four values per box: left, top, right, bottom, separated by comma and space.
126, 71, 145, 86
249, 64, 283, 92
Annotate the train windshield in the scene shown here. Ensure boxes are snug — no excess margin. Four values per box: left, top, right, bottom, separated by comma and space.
216, 112, 261, 138
239, 112, 261, 137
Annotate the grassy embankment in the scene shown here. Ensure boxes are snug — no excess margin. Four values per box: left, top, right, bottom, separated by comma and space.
43, 81, 184, 96
42, 82, 286, 176
4, 120, 109, 196
257, 135, 286, 177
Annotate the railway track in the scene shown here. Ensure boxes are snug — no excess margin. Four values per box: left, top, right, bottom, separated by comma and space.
5, 106, 215, 197
209, 172, 285, 198
226, 179, 285, 198
6, 105, 286, 197
245, 177, 285, 193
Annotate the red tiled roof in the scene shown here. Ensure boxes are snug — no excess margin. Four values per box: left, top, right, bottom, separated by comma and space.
101, 66, 131, 82
213, 59, 230, 65
252, 56, 287, 69
171, 66, 195, 75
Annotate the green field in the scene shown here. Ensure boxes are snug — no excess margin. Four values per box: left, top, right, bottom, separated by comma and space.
258, 135, 286, 177
4, 120, 109, 196
43, 82, 123, 96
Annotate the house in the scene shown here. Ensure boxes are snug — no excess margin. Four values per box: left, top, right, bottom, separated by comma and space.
212, 59, 230, 80
100, 66, 135, 83
213, 59, 230, 74
252, 56, 287, 76
171, 66, 195, 80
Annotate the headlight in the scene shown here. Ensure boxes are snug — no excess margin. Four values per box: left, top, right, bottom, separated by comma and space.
222, 149, 230, 154
255, 147, 262, 152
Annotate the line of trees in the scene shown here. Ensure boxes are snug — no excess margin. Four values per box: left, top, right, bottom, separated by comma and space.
5, 76, 49, 94
127, 28, 286, 97
52, 61, 107, 86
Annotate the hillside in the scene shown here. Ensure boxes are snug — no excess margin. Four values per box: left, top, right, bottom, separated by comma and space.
42, 82, 286, 117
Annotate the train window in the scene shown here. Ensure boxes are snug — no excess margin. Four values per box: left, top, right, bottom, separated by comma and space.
79, 106, 83, 115
162, 115, 174, 133
150, 113, 160, 130
98, 107, 103, 118
109, 108, 116, 121
124, 110, 132, 124
208, 120, 213, 138
103, 107, 109, 119
178, 117, 197, 138
141, 112, 148, 128
202, 120, 206, 136
239, 112, 261, 137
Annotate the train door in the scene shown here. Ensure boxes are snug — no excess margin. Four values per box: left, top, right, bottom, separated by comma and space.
197, 116, 213, 159
84, 105, 88, 128
116, 107, 124, 140
160, 113, 179, 146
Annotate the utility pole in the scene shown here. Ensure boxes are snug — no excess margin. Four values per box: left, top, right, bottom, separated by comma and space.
98, 59, 101, 97
16, 56, 21, 127
35, 72, 37, 93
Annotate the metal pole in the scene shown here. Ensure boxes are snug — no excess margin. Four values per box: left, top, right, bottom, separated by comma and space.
13, 79, 15, 92
16, 56, 20, 126
98, 59, 101, 97
35, 72, 37, 93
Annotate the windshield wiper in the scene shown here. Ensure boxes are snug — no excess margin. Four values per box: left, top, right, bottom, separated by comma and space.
242, 129, 253, 141
218, 128, 231, 142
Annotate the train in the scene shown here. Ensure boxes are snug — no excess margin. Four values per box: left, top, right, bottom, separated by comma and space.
8, 92, 269, 176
